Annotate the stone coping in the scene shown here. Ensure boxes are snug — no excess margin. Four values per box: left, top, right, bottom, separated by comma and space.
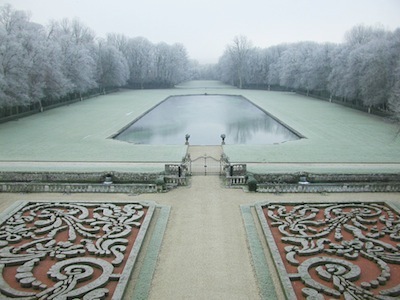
0, 182, 159, 194
256, 182, 400, 193
241, 205, 278, 300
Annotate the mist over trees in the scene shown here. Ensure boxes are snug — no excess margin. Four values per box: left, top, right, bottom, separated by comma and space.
0, 5, 190, 115
1, 4, 399, 120
218, 26, 400, 116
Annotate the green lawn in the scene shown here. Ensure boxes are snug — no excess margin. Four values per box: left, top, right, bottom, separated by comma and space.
0, 81, 399, 173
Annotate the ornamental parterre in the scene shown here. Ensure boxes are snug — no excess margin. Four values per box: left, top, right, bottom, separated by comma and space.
0, 201, 154, 299
256, 202, 400, 299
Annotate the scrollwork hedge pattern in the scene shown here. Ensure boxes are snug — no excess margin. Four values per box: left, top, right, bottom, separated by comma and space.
0, 202, 146, 299
264, 202, 400, 299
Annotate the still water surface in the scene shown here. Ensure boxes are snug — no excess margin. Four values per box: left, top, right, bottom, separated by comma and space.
115, 95, 300, 145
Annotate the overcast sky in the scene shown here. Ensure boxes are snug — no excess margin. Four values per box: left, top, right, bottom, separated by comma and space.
2, 0, 400, 64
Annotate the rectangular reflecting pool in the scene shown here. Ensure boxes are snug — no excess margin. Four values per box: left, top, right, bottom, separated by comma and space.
114, 95, 301, 145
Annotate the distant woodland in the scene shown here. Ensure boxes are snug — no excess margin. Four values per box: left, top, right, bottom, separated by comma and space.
1, 4, 399, 119
0, 5, 190, 116
217, 30, 400, 117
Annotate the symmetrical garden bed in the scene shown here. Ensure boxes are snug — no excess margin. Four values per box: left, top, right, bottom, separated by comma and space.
0, 201, 155, 299
256, 201, 400, 299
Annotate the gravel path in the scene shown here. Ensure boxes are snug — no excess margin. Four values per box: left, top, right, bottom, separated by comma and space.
146, 176, 260, 299
1, 177, 399, 299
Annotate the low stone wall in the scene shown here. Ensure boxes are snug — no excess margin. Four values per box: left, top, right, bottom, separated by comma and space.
257, 182, 400, 193
253, 173, 400, 184
0, 171, 159, 184
0, 182, 157, 194
235, 171, 400, 193
0, 171, 162, 194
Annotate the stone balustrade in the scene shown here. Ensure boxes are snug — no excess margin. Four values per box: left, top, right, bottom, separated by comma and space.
164, 175, 187, 186
226, 176, 246, 186
0, 182, 157, 193
226, 164, 247, 176
165, 164, 187, 177
0, 171, 158, 184
257, 182, 400, 193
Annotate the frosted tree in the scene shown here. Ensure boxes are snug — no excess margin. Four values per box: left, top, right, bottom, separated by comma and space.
333, 25, 391, 107
216, 49, 234, 85
152, 42, 188, 87
0, 5, 73, 111
106, 33, 136, 85
169, 43, 189, 84
301, 43, 335, 96
245, 48, 268, 87
154, 42, 171, 85
358, 39, 392, 109
0, 5, 31, 108
0, 4, 193, 117
194, 62, 218, 80
47, 18, 97, 99
96, 40, 129, 92
0, 72, 6, 101
266, 44, 288, 88
327, 45, 350, 100
278, 45, 296, 89
40, 39, 73, 102
127, 37, 156, 88
186, 59, 201, 80
227, 36, 253, 88
345, 24, 386, 47
23, 23, 49, 111
106, 33, 129, 55
388, 29, 400, 129
278, 42, 319, 92
389, 64, 400, 115
389, 66, 400, 138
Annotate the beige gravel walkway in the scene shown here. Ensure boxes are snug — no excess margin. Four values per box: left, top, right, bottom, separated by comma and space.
146, 176, 260, 299
1, 178, 400, 299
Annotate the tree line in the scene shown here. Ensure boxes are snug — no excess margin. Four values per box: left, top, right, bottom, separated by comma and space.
217, 26, 400, 116
1, 4, 399, 120
0, 5, 190, 115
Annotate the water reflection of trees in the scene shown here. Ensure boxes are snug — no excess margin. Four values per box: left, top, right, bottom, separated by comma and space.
115, 95, 301, 145
117, 121, 184, 144
227, 116, 299, 144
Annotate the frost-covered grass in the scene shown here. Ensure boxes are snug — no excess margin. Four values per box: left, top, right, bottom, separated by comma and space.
0, 81, 399, 173
0, 89, 190, 164
224, 90, 400, 165
175, 80, 235, 89
246, 163, 400, 174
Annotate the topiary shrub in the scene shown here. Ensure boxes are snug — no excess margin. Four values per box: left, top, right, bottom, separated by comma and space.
155, 176, 166, 191
247, 175, 258, 192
